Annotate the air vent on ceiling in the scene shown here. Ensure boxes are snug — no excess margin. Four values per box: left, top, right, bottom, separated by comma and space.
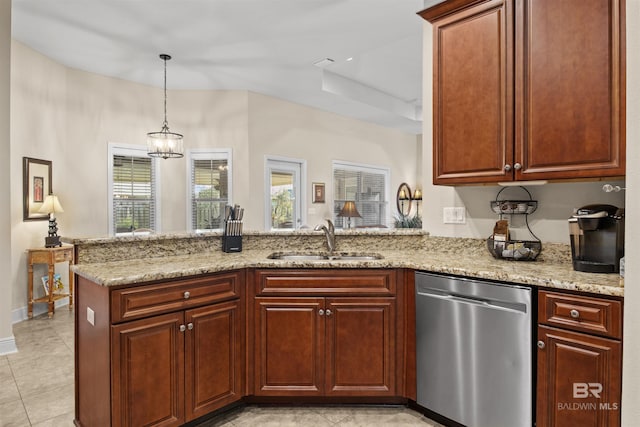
313, 58, 335, 68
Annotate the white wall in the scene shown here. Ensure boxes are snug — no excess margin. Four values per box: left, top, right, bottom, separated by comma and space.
247, 92, 419, 230
0, 0, 15, 353
420, 22, 624, 243
8, 43, 420, 315
621, 1, 639, 425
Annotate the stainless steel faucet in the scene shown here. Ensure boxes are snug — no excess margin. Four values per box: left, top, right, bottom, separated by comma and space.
314, 219, 336, 252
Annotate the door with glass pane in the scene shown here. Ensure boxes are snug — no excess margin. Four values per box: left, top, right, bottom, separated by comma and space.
265, 159, 302, 230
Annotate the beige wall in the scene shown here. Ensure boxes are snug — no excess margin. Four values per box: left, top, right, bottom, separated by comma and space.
0, 0, 13, 350
247, 92, 419, 230
8, 42, 420, 316
622, 1, 639, 424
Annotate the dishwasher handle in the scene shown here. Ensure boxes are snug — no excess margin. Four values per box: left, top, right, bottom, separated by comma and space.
417, 286, 528, 315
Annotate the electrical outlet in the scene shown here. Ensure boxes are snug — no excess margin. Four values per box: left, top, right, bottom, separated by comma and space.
87, 307, 95, 326
443, 207, 466, 224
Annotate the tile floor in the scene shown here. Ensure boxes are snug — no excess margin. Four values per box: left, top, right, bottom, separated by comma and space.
0, 309, 443, 427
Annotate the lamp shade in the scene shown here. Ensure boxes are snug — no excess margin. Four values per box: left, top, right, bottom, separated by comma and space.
338, 201, 362, 218
38, 195, 64, 215
413, 188, 422, 200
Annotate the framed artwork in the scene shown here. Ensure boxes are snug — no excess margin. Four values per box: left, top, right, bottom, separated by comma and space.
23, 157, 52, 221
312, 182, 325, 203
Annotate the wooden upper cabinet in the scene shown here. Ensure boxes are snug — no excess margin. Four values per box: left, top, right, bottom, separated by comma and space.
427, 0, 513, 184
515, 0, 625, 180
421, 0, 625, 185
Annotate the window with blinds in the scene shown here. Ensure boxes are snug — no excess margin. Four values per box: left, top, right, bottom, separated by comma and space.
333, 161, 390, 229
112, 154, 156, 234
188, 150, 231, 232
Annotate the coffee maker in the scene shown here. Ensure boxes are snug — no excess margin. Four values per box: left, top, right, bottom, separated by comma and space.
568, 204, 624, 273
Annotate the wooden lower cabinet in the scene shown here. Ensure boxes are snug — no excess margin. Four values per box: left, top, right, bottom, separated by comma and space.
111, 300, 242, 427
254, 296, 396, 397
537, 290, 623, 427
112, 313, 185, 427
75, 272, 244, 427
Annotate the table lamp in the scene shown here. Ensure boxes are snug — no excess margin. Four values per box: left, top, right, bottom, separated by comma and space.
38, 195, 64, 248
338, 201, 362, 229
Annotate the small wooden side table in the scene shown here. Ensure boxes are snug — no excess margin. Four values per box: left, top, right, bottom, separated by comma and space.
27, 245, 74, 319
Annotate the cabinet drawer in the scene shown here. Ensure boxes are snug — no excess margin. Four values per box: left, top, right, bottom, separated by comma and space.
255, 269, 396, 296
538, 291, 622, 339
54, 249, 73, 263
111, 271, 240, 323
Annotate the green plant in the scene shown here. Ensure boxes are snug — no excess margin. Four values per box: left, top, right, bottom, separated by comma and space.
394, 214, 422, 229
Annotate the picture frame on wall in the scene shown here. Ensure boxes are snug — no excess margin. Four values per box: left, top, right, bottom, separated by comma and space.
312, 182, 325, 203
23, 157, 52, 221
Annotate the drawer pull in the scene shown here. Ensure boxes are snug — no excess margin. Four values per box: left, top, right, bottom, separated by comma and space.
537, 340, 545, 349
183, 291, 190, 299
187, 323, 194, 330
325, 309, 332, 316
318, 309, 325, 316
570, 309, 580, 319
179, 324, 186, 332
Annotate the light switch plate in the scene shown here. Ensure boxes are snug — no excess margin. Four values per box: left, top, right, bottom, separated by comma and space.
87, 307, 95, 326
443, 207, 466, 224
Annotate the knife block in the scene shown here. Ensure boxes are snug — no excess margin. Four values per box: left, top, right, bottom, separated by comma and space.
222, 235, 242, 253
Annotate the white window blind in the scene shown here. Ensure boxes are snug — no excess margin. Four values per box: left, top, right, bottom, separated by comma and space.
188, 149, 231, 232
112, 154, 156, 234
333, 161, 390, 228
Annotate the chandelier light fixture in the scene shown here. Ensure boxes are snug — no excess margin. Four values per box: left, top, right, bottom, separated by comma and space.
147, 53, 184, 159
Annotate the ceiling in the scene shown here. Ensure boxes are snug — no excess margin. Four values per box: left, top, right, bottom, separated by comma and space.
10, 0, 440, 135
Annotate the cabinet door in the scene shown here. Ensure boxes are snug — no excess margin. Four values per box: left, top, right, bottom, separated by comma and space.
325, 298, 396, 396
516, 0, 625, 180
430, 0, 514, 185
254, 297, 325, 395
111, 312, 185, 427
537, 325, 621, 427
185, 300, 242, 421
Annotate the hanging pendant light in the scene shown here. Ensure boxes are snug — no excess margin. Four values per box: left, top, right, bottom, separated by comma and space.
147, 53, 184, 159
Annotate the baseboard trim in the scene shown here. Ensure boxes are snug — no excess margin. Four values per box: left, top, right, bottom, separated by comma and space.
12, 297, 70, 324
0, 334, 18, 355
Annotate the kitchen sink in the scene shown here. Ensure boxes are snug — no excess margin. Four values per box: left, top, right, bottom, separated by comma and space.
267, 252, 383, 261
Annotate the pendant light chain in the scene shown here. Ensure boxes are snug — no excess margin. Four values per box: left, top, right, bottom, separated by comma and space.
162, 54, 169, 130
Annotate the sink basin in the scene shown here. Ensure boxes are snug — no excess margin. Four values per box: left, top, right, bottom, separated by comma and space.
268, 252, 383, 261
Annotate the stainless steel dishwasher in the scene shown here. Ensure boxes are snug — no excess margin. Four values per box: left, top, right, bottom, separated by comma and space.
415, 271, 532, 427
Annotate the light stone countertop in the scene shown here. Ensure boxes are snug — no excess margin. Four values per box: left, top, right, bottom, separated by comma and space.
71, 247, 624, 297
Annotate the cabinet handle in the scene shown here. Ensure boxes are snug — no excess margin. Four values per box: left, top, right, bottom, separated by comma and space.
187, 323, 194, 330
318, 309, 325, 316
325, 309, 332, 316
537, 340, 545, 349
570, 309, 580, 319
183, 291, 190, 299
514, 163, 522, 170
179, 324, 186, 332
504, 164, 512, 171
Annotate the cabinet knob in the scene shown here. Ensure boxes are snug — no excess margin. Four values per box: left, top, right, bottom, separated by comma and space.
318, 309, 325, 316
514, 163, 522, 170
187, 323, 194, 330
570, 309, 580, 319
537, 340, 545, 349
325, 309, 332, 316
179, 324, 186, 332
183, 291, 190, 299
504, 164, 512, 171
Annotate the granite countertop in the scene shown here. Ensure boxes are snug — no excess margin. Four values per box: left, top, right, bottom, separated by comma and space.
71, 247, 623, 297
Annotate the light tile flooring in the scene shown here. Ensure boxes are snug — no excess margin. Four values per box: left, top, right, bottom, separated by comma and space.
1, 309, 442, 427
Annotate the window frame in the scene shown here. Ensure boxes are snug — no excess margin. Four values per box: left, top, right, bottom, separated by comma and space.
108, 143, 161, 236
264, 155, 307, 231
186, 148, 233, 233
332, 160, 391, 229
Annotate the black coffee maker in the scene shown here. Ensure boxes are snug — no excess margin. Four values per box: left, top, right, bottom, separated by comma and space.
568, 204, 624, 273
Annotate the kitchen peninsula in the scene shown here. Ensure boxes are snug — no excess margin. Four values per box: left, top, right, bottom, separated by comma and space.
70, 231, 623, 427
